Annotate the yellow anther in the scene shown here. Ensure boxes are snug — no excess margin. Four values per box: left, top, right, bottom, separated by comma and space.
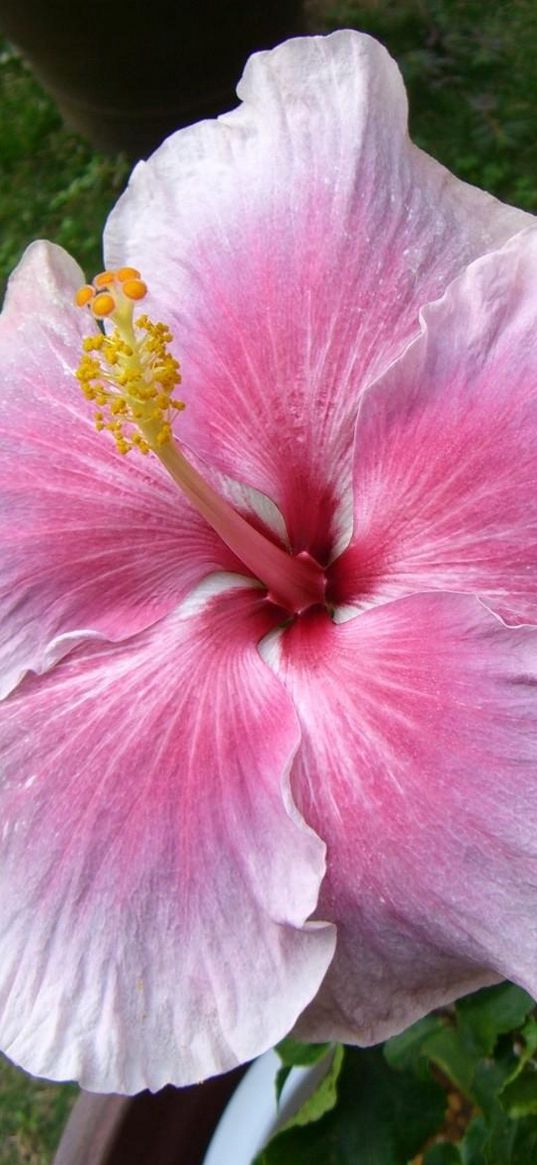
75, 285, 95, 308
76, 355, 101, 379
82, 334, 104, 352
92, 292, 116, 318
122, 278, 147, 301
94, 270, 115, 289
110, 397, 128, 414
74, 264, 185, 457
117, 266, 141, 282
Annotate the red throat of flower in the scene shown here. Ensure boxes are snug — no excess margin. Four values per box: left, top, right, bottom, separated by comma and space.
74, 268, 326, 615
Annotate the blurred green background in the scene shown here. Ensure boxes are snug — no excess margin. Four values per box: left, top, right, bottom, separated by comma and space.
1, 0, 535, 306
0, 0, 535, 1160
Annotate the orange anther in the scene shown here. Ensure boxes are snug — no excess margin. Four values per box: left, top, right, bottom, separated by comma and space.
116, 266, 141, 282
122, 278, 148, 301
94, 270, 116, 289
75, 285, 95, 308
91, 292, 116, 318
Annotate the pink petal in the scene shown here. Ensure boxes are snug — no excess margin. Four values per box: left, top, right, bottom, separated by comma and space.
0, 242, 260, 697
105, 31, 531, 559
331, 227, 537, 624
264, 593, 537, 1045
0, 581, 334, 1093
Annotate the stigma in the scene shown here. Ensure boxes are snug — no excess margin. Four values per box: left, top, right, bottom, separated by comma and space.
74, 268, 185, 455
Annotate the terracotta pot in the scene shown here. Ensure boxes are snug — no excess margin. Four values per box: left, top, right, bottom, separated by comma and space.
0, 0, 304, 155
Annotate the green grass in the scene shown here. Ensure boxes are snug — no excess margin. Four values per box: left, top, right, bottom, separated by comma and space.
0, 1, 535, 1160
0, 40, 129, 300
0, 1057, 77, 1165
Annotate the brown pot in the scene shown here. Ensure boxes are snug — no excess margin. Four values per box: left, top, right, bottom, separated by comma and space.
0, 0, 304, 156
52, 1068, 245, 1165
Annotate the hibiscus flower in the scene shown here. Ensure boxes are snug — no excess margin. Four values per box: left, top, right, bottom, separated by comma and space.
0, 31, 535, 1095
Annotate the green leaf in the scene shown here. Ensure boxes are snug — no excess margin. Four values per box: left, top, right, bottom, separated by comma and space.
421, 1026, 477, 1100
505, 1118, 537, 1165
275, 1066, 292, 1105
472, 1057, 514, 1120
424, 1144, 462, 1165
501, 1066, 537, 1119
489, 1014, 537, 1113
520, 1016, 537, 1061
275, 1038, 332, 1068
274, 1042, 339, 1106
384, 1014, 446, 1076
278, 1044, 345, 1132
498, 1015, 537, 1096
460, 1115, 488, 1165
455, 985, 534, 1058
465, 1114, 537, 1165
254, 1045, 445, 1165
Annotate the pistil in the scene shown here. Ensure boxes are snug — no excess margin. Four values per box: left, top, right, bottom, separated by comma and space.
75, 269, 325, 614
157, 439, 325, 612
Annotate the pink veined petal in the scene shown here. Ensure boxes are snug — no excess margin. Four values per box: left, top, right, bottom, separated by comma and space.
0, 242, 278, 698
105, 30, 532, 560
331, 226, 537, 624
263, 593, 537, 1045
0, 580, 335, 1094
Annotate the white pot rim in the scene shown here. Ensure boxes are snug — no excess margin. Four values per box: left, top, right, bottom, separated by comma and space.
202, 1050, 323, 1164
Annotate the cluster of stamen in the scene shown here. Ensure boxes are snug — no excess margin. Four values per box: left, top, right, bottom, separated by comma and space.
75, 268, 184, 455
